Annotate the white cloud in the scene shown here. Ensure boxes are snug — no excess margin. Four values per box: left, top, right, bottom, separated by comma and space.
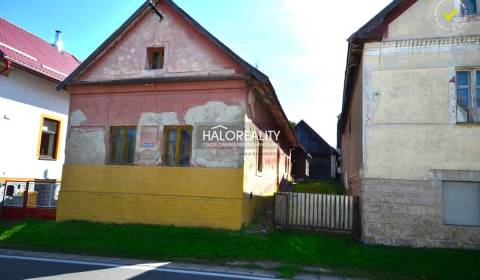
272, 0, 392, 146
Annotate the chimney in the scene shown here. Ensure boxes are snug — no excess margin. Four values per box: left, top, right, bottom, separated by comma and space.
54, 30, 63, 52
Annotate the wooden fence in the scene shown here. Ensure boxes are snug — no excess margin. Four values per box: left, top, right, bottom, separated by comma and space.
274, 192, 360, 237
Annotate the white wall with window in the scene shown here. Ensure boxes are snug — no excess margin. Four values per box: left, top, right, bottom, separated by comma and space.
0, 68, 69, 182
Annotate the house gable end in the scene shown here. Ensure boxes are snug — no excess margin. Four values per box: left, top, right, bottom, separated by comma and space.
58, 0, 297, 147
387, 0, 480, 40
340, 0, 417, 145
74, 1, 248, 83
349, 0, 417, 42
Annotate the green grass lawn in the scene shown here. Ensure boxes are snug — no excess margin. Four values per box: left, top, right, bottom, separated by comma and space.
1, 220, 479, 279
292, 179, 346, 195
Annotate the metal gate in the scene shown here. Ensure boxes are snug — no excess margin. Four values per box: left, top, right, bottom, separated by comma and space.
274, 192, 360, 237
1, 180, 59, 220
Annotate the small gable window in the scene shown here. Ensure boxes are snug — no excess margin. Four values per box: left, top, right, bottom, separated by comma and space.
146, 47, 165, 70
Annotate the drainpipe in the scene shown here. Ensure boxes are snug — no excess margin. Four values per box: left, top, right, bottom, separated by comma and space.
148, 0, 164, 20
0, 51, 12, 75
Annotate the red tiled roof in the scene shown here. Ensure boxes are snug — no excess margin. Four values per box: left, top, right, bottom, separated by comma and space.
0, 18, 80, 82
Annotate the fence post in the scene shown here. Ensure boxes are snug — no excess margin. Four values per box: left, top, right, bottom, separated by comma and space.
48, 184, 54, 207
274, 192, 288, 228
21, 181, 30, 219
352, 196, 361, 240
273, 192, 276, 227
285, 192, 289, 226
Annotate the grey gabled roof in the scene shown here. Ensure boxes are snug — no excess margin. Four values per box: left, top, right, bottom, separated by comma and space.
295, 120, 338, 156
348, 0, 412, 42
58, 0, 268, 90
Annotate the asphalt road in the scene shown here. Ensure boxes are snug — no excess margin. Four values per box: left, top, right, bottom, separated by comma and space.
0, 254, 279, 280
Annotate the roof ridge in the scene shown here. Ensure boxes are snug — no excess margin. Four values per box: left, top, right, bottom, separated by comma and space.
0, 17, 77, 59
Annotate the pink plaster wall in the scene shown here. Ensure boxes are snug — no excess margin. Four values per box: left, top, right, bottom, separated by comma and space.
65, 0, 292, 175
247, 92, 291, 155
243, 91, 292, 198
70, 86, 246, 127
66, 81, 248, 167
78, 2, 244, 82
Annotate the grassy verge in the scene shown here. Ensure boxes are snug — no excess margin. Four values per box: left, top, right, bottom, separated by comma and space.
292, 179, 346, 195
0, 220, 479, 279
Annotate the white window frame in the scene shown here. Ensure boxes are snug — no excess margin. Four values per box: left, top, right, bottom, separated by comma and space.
455, 68, 480, 123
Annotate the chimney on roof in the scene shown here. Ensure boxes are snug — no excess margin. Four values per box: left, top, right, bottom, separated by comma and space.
53, 30, 63, 52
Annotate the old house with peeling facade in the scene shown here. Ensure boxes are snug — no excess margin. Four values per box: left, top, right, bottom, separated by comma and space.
339, 0, 480, 249
56, 0, 296, 230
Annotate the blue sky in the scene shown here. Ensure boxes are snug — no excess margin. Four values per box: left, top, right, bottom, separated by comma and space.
1, 0, 392, 146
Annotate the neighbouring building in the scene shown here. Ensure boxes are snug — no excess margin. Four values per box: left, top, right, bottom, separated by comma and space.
56, 0, 296, 230
339, 0, 480, 249
295, 120, 338, 180
0, 18, 80, 219
291, 146, 311, 182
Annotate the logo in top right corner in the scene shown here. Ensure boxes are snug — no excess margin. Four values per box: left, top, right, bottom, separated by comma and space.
434, 0, 477, 31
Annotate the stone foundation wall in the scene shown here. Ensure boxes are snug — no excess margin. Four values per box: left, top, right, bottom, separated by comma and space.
361, 174, 480, 250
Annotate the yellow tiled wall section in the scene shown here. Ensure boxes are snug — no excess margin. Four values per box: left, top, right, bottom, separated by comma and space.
57, 165, 245, 230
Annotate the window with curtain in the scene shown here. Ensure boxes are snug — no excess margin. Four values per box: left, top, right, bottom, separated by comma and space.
456, 71, 471, 122
111, 127, 137, 165
164, 126, 192, 167
456, 70, 479, 123
461, 0, 478, 16
39, 118, 60, 160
